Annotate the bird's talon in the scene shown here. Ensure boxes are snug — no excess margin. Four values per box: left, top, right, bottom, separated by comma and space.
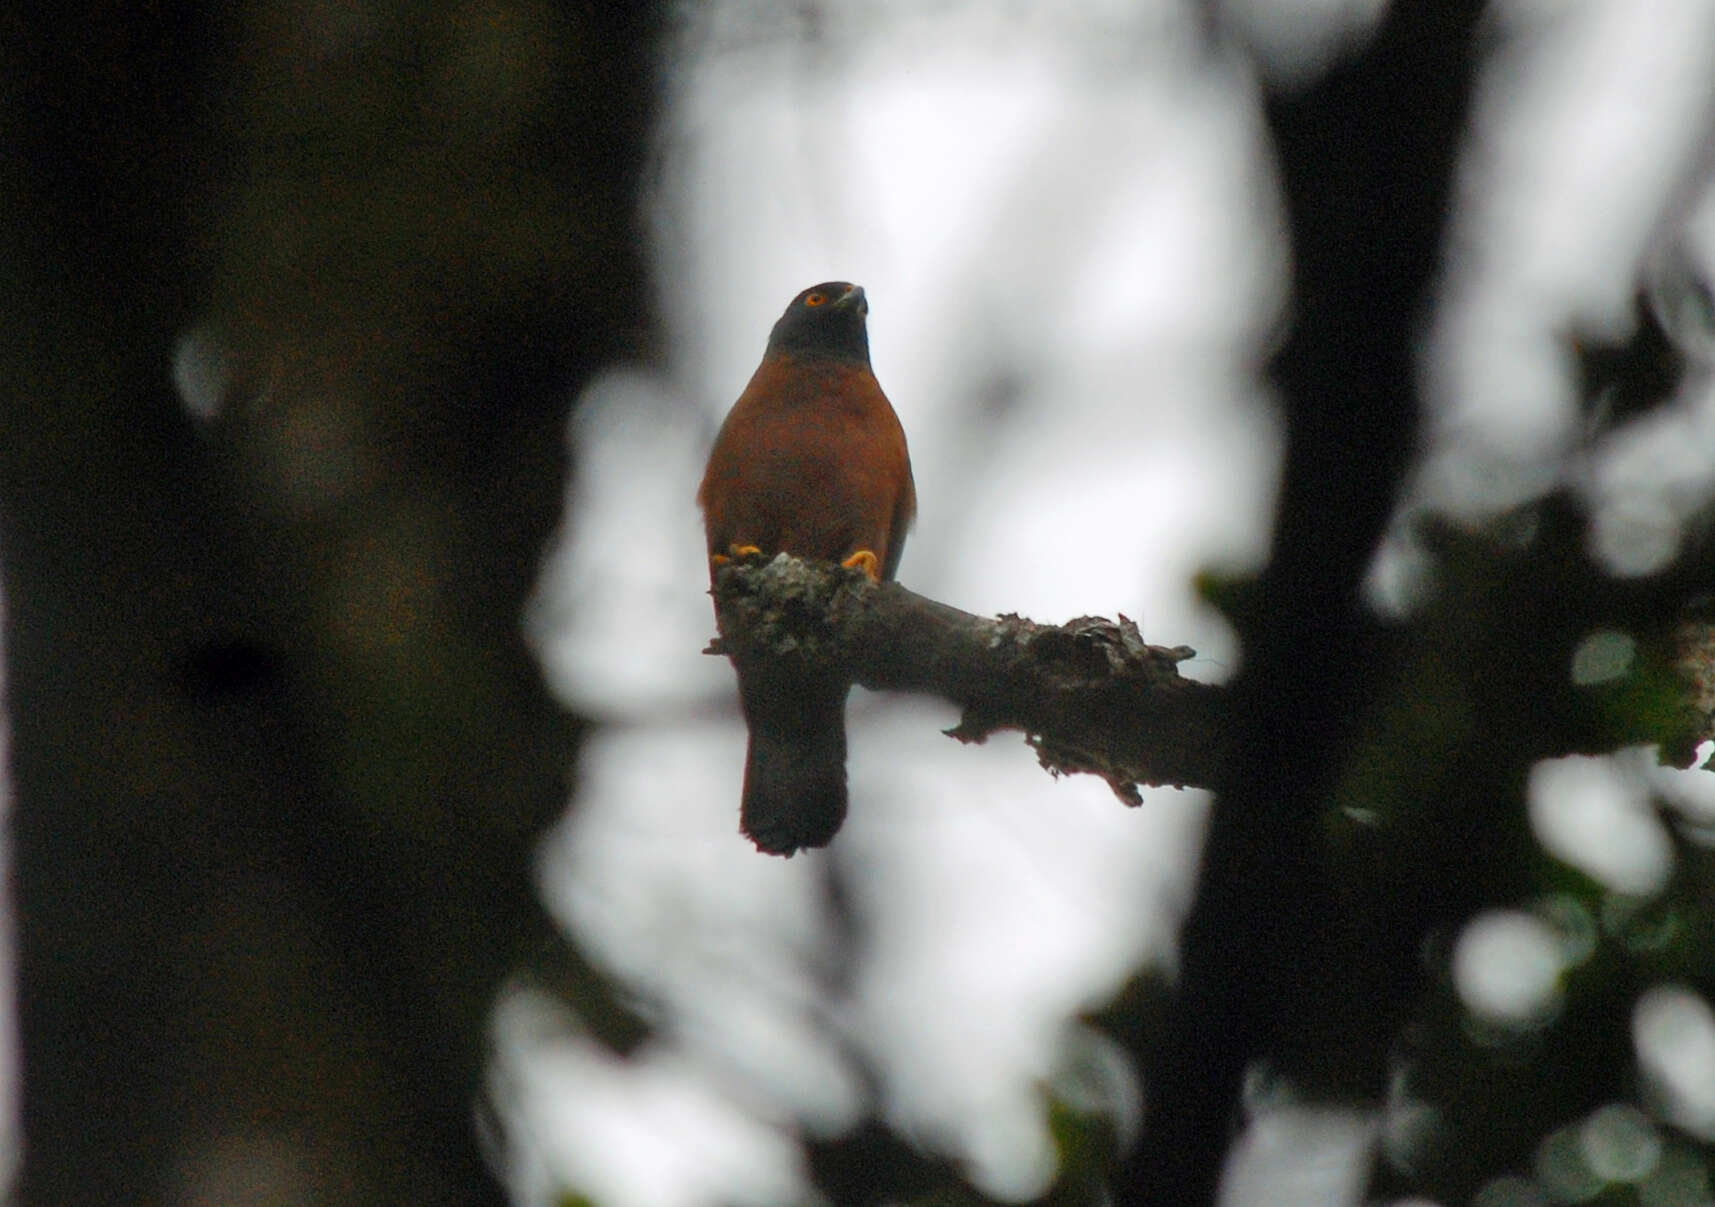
711, 544, 763, 570
842, 549, 880, 580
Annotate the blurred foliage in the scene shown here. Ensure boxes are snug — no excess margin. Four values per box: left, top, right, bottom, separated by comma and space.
1325, 285, 1715, 1207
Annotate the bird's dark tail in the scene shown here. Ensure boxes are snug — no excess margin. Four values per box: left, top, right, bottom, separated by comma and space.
737, 668, 850, 856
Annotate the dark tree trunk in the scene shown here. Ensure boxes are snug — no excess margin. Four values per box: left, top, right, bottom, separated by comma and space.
0, 5, 660, 1202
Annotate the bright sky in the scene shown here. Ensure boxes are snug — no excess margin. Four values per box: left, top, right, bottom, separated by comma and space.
512, 2, 1715, 1204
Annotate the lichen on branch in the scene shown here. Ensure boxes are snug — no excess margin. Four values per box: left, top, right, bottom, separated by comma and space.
707, 553, 1231, 801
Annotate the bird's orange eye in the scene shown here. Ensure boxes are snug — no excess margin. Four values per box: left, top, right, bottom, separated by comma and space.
804, 292, 826, 307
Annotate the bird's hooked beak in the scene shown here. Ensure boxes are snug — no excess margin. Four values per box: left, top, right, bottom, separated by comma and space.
834, 284, 868, 316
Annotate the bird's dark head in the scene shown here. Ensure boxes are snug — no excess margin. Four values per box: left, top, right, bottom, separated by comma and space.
766, 281, 871, 363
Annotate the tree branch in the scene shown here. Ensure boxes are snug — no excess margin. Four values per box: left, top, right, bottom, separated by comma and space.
708, 553, 1232, 801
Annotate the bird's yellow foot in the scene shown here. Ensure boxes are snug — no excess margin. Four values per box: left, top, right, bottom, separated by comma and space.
711, 543, 764, 567
842, 549, 880, 580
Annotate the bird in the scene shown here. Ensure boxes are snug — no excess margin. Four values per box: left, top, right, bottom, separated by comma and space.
698, 282, 915, 855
